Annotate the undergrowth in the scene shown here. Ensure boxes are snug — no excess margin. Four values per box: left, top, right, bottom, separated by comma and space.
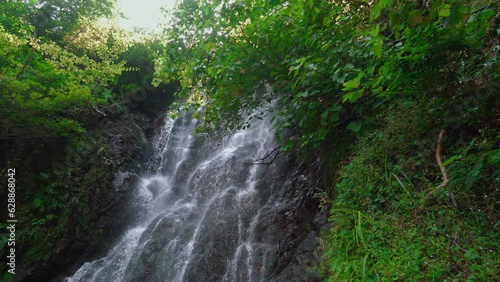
320, 97, 499, 281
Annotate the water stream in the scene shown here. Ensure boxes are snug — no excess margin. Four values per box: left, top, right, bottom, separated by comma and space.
65, 108, 300, 282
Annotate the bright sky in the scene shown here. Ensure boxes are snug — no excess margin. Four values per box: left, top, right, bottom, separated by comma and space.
116, 0, 179, 32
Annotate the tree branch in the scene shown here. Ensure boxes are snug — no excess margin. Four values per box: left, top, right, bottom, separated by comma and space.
244, 146, 280, 166
16, 29, 37, 79
423, 129, 449, 201
91, 103, 107, 117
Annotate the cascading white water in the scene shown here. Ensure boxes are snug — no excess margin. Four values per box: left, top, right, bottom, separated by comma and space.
66, 106, 290, 282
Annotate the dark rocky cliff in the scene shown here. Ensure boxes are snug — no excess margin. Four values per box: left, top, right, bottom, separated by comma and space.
0, 88, 175, 282
1, 86, 330, 282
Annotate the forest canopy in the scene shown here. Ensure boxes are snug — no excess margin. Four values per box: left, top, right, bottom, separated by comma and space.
155, 0, 498, 150
0, 0, 142, 140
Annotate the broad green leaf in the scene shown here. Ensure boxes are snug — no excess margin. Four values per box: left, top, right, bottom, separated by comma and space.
342, 72, 364, 91
439, 4, 451, 17
297, 90, 309, 98
342, 89, 364, 103
370, 0, 392, 21
466, 162, 483, 185
346, 121, 362, 132
488, 149, 500, 165
323, 17, 332, 27
369, 24, 380, 37
333, 73, 349, 84
374, 39, 383, 58
470, 163, 483, 177
32, 197, 43, 208
372, 86, 383, 95
442, 155, 462, 167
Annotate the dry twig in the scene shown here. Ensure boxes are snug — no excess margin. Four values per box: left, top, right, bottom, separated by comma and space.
424, 129, 449, 201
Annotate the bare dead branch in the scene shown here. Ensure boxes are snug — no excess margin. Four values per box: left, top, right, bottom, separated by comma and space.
423, 129, 449, 201
244, 146, 280, 166
91, 103, 107, 117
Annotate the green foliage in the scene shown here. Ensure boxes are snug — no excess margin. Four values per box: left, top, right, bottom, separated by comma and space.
115, 39, 163, 97
320, 96, 499, 280
0, 0, 117, 43
157, 0, 497, 151
0, 7, 130, 141
6, 136, 118, 265
17, 178, 68, 262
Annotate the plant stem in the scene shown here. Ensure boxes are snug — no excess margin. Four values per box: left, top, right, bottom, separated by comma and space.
424, 129, 449, 201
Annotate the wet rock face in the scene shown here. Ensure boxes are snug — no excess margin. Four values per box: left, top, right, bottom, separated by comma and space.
65, 111, 326, 282
13, 96, 173, 282
259, 154, 324, 282
269, 231, 323, 282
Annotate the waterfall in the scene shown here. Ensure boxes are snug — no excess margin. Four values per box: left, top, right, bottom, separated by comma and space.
65, 106, 306, 282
